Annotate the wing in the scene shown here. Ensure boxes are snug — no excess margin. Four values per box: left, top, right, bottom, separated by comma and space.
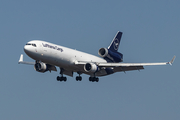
98, 56, 176, 67
98, 56, 176, 72
18, 54, 57, 72
99, 62, 168, 67
76, 56, 176, 73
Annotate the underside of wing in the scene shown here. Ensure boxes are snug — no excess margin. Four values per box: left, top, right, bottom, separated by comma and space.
75, 56, 175, 73
97, 62, 168, 73
113, 66, 144, 72
98, 56, 175, 72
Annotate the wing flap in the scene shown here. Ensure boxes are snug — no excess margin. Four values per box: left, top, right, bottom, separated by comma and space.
113, 66, 144, 72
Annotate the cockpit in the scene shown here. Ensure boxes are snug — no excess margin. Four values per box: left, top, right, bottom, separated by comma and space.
26, 43, 37, 47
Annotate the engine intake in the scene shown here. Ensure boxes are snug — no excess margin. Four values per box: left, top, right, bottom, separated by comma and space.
34, 62, 48, 73
98, 48, 108, 58
98, 48, 123, 62
84, 63, 98, 73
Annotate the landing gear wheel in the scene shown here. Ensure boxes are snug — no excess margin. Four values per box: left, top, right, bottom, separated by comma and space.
95, 77, 99, 82
76, 76, 82, 81
57, 76, 60, 81
89, 77, 92, 81
89, 77, 99, 82
76, 72, 82, 81
64, 77, 67, 82
57, 76, 67, 82
57, 68, 67, 82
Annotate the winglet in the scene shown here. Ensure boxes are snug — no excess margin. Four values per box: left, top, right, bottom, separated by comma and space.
18, 54, 23, 63
168, 56, 176, 65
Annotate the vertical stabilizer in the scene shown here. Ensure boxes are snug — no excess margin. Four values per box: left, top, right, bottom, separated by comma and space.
108, 31, 122, 52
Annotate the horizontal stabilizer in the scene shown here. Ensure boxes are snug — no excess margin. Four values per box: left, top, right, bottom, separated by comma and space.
18, 54, 35, 65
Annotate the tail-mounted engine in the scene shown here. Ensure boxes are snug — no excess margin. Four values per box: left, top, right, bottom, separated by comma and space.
98, 48, 123, 62
84, 63, 99, 73
34, 62, 48, 73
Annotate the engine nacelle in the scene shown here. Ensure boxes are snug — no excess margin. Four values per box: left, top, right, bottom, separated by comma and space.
34, 62, 48, 73
98, 48, 109, 58
84, 63, 98, 73
98, 48, 123, 62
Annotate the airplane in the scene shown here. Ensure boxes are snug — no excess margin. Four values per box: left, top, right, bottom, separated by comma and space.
18, 31, 176, 82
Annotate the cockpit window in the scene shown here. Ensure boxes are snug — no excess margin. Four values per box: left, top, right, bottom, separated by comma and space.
26, 43, 36, 47
26, 43, 31, 45
32, 44, 36, 47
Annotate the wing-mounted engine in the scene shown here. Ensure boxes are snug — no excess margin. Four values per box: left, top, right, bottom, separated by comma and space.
34, 62, 48, 73
34, 62, 57, 73
98, 48, 123, 63
84, 63, 99, 73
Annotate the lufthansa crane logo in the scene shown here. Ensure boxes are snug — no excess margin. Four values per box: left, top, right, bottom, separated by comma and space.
113, 38, 119, 50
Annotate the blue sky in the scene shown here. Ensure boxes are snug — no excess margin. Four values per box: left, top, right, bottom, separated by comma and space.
0, 0, 180, 120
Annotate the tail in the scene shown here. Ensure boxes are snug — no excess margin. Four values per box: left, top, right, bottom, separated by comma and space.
108, 31, 122, 52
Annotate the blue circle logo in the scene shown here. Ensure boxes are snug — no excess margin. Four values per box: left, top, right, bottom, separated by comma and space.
113, 39, 119, 50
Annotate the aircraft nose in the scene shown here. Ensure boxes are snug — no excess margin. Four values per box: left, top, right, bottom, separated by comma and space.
24, 45, 28, 53
24, 45, 33, 55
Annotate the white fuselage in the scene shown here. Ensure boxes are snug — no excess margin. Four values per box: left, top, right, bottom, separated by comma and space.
24, 40, 108, 76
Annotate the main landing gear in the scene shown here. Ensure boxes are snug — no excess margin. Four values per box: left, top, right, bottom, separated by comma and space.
76, 76, 82, 81
89, 77, 99, 82
57, 76, 99, 82
57, 76, 67, 82
57, 68, 67, 82
76, 72, 82, 81
56, 68, 99, 82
